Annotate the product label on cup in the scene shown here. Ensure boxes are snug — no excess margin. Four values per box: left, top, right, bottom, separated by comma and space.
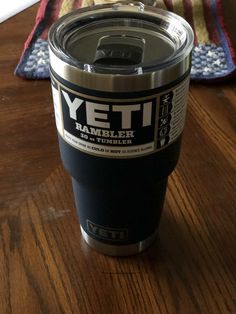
51, 76, 189, 158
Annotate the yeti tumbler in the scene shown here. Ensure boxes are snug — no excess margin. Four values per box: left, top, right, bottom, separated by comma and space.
49, 2, 194, 255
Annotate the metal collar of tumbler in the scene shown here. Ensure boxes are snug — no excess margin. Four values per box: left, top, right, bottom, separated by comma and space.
49, 1, 194, 92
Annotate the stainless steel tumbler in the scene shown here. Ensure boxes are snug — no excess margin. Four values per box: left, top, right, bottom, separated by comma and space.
48, 2, 194, 256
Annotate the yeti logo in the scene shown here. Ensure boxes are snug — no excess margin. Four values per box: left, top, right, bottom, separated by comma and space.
87, 220, 128, 241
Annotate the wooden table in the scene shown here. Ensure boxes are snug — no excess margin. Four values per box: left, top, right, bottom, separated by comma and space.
0, 5, 235, 314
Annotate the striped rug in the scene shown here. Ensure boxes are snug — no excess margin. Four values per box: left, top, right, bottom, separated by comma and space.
15, 0, 236, 81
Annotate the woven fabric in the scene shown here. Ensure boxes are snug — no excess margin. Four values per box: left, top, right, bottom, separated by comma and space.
15, 0, 236, 80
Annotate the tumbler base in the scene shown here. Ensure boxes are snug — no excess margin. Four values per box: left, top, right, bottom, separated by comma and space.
81, 227, 157, 256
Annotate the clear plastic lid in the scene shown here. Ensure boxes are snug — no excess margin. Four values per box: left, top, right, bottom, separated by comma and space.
49, 2, 193, 75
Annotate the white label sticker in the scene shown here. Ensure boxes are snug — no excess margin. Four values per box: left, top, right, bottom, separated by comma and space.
51, 76, 190, 158
51, 84, 63, 136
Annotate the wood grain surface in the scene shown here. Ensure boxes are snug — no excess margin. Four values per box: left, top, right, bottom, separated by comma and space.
0, 4, 235, 314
